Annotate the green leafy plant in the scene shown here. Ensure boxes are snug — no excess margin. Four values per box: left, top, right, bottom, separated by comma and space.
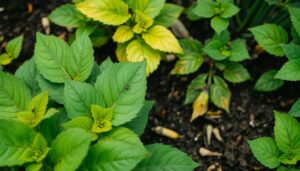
0, 35, 23, 66
187, 0, 240, 34
172, 30, 251, 121
249, 111, 300, 170
251, 2, 300, 92
50, 0, 184, 75
0, 33, 199, 171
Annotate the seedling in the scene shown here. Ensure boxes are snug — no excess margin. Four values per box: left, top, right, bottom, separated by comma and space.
0, 35, 23, 66
0, 33, 198, 170
172, 31, 251, 121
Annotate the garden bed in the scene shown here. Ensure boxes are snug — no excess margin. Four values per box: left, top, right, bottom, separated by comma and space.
1, 0, 299, 170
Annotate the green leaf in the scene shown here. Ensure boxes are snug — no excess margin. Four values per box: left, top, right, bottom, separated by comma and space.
124, 100, 154, 136
281, 43, 300, 60
211, 16, 229, 34
48, 128, 91, 171
15, 59, 41, 96
76, 0, 131, 26
193, 0, 217, 18
228, 39, 250, 62
142, 25, 182, 54
62, 116, 93, 131
210, 76, 231, 112
81, 127, 148, 171
95, 62, 146, 126
26, 162, 43, 171
36, 73, 64, 104
288, 4, 300, 36
133, 144, 199, 171
126, 39, 161, 74
171, 53, 203, 75
0, 72, 31, 119
5, 35, 23, 59
220, 2, 240, 18
34, 33, 71, 83
91, 105, 113, 134
132, 11, 154, 34
49, 4, 88, 28
250, 24, 288, 56
154, 4, 184, 27
223, 63, 251, 83
204, 39, 227, 61
113, 25, 134, 43
274, 112, 300, 153
275, 59, 300, 81
248, 137, 280, 169
0, 53, 12, 65
0, 119, 36, 166
127, 0, 165, 18
64, 80, 102, 118
255, 70, 284, 92
185, 74, 207, 104
68, 33, 94, 81
277, 166, 300, 171
289, 99, 300, 117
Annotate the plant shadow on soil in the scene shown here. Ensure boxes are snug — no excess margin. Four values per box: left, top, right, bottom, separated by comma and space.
1, 0, 300, 170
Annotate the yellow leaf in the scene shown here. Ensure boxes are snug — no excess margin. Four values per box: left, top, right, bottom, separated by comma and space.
116, 43, 128, 62
76, 0, 131, 26
126, 39, 161, 74
0, 53, 13, 65
113, 25, 134, 43
133, 11, 154, 34
142, 25, 182, 53
191, 91, 209, 122
91, 105, 113, 134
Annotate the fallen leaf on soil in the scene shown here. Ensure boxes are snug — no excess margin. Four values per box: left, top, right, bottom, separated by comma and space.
27, 3, 33, 13
153, 126, 182, 139
199, 147, 222, 157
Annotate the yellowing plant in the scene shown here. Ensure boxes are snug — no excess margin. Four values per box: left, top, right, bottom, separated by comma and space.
76, 0, 184, 74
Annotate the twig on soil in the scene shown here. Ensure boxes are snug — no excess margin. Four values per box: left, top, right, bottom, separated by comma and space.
199, 147, 222, 157
153, 126, 182, 139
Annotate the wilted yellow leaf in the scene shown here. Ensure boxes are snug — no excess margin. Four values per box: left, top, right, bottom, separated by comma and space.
76, 0, 131, 26
126, 39, 161, 74
113, 25, 134, 43
142, 25, 182, 53
191, 91, 209, 122
116, 43, 128, 62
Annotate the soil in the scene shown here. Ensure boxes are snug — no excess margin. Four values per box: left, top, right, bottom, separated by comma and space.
1, 0, 300, 171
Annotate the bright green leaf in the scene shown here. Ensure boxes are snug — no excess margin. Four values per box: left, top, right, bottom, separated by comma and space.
281, 43, 300, 60
64, 80, 102, 118
221, 2, 240, 18
6, 35, 23, 59
113, 25, 134, 43
193, 0, 217, 18
275, 59, 300, 81
48, 128, 91, 171
49, 4, 88, 28
128, 0, 165, 18
289, 99, 300, 117
255, 70, 284, 92
0, 72, 31, 119
154, 4, 184, 27
133, 144, 199, 171
248, 137, 281, 169
81, 127, 148, 171
288, 4, 300, 36
229, 39, 250, 62
211, 16, 229, 34
95, 62, 146, 126
91, 105, 113, 134
250, 24, 288, 56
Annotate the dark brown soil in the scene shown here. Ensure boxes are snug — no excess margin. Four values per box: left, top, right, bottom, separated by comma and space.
1, 1, 299, 171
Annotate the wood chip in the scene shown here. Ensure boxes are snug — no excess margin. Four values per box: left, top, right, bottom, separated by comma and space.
153, 126, 182, 139
199, 147, 222, 157
171, 20, 189, 38
41, 17, 51, 35
27, 3, 33, 13
206, 124, 213, 145
213, 127, 223, 142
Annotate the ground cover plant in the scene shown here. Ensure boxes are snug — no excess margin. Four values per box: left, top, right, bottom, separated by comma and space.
2, 0, 300, 170
0, 32, 198, 171
0, 35, 23, 67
